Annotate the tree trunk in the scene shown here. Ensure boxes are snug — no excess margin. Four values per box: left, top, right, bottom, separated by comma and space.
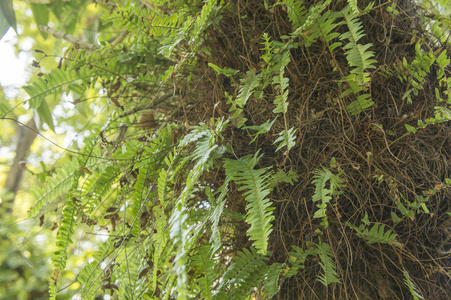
2, 118, 38, 212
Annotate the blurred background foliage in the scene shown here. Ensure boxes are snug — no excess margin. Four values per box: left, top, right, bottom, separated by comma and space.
1, 1, 113, 298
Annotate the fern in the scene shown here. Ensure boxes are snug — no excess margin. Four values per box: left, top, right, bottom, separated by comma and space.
77, 261, 101, 300
49, 196, 78, 299
281, 0, 308, 29
206, 179, 230, 254
346, 222, 403, 248
285, 245, 315, 278
339, 5, 377, 90
272, 50, 291, 114
311, 166, 344, 228
346, 93, 374, 116
169, 118, 226, 299
291, 0, 332, 38
218, 247, 267, 293
189, 245, 217, 299
235, 71, 263, 107
28, 157, 79, 218
23, 68, 91, 109
315, 241, 341, 287
403, 268, 424, 300
313, 10, 341, 52
262, 263, 284, 297
131, 166, 154, 237
224, 151, 274, 255
274, 127, 297, 153
152, 207, 170, 292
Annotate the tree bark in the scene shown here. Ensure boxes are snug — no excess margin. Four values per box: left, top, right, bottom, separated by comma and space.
2, 118, 38, 212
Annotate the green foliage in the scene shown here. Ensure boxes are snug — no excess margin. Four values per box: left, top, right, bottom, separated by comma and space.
0, 0, 16, 39
346, 221, 402, 248
403, 269, 424, 300
224, 151, 274, 255
314, 241, 340, 287
28, 157, 80, 218
311, 165, 345, 228
339, 5, 377, 91
7, 0, 450, 299
23, 69, 92, 131
274, 127, 297, 153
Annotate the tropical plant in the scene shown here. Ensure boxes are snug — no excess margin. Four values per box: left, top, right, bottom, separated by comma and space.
1, 0, 451, 299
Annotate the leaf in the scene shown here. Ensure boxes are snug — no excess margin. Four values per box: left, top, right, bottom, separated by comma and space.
243, 118, 277, 144
35, 99, 55, 131
30, 3, 49, 39
274, 127, 297, 152
236, 71, 263, 107
405, 124, 417, 133
315, 241, 340, 286
0, 0, 17, 39
403, 269, 423, 300
346, 93, 374, 116
224, 152, 274, 254
208, 63, 239, 77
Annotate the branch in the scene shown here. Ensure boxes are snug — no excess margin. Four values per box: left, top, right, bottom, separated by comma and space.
39, 25, 101, 51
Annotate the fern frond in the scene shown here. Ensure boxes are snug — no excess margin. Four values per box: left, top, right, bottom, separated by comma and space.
347, 0, 358, 14
77, 261, 101, 300
291, 0, 332, 38
50, 196, 78, 298
206, 179, 230, 254
274, 127, 297, 153
224, 152, 274, 254
272, 50, 291, 114
313, 10, 341, 52
339, 5, 377, 88
152, 207, 169, 292
29, 157, 79, 218
131, 166, 154, 237
262, 263, 284, 297
169, 118, 226, 299
348, 222, 402, 247
281, 0, 307, 29
311, 166, 344, 228
236, 71, 263, 107
23, 68, 91, 109
285, 245, 316, 278
346, 93, 374, 116
190, 245, 217, 299
220, 247, 267, 289
315, 241, 341, 286
403, 269, 424, 300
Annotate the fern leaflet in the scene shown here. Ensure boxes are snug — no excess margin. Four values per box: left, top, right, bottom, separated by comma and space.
224, 151, 274, 255
315, 241, 341, 286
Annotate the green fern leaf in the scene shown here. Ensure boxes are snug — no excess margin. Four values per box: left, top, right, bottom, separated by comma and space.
23, 68, 90, 109
311, 166, 344, 228
403, 269, 424, 300
346, 222, 403, 248
206, 179, 229, 254
285, 245, 316, 278
224, 152, 274, 255
236, 71, 263, 107
274, 127, 297, 153
220, 247, 267, 289
315, 241, 341, 286
190, 245, 217, 299
346, 93, 374, 116
339, 5, 377, 88
28, 157, 79, 218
